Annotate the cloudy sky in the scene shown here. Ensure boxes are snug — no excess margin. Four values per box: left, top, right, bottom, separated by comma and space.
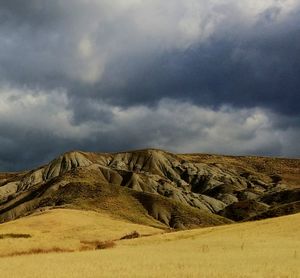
0, 0, 299, 171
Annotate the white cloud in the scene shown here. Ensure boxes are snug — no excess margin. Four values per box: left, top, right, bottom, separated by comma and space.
0, 85, 292, 156
0, 84, 299, 170
0, 86, 93, 139
80, 98, 298, 157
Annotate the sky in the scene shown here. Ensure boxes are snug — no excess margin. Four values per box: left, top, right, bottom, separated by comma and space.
0, 0, 299, 171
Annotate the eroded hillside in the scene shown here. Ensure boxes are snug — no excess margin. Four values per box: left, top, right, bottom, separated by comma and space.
0, 149, 299, 228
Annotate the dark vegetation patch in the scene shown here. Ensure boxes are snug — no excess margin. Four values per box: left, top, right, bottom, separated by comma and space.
219, 200, 269, 221
0, 233, 31, 239
246, 201, 300, 221
80, 240, 116, 250
260, 189, 300, 206
120, 231, 140, 240
0, 247, 73, 258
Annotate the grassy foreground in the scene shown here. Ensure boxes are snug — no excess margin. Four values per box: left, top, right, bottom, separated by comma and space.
0, 211, 299, 277
0, 208, 163, 256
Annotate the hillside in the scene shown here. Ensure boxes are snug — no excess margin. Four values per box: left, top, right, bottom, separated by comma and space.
0, 213, 299, 277
0, 208, 163, 257
0, 149, 299, 228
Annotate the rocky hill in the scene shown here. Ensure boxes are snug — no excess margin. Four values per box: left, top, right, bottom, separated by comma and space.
0, 149, 299, 229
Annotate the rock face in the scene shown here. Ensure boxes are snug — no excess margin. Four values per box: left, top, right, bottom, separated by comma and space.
0, 149, 299, 227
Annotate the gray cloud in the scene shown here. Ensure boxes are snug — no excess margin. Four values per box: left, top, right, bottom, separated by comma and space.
0, 86, 298, 171
0, 1, 299, 170
98, 8, 300, 115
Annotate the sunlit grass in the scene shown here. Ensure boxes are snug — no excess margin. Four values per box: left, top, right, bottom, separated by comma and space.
0, 208, 163, 256
0, 212, 299, 277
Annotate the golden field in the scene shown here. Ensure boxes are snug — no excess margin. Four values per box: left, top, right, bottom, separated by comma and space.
0, 209, 163, 256
0, 209, 299, 277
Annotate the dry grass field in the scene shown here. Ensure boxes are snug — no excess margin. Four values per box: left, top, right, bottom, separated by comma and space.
0, 210, 299, 277
0, 208, 163, 256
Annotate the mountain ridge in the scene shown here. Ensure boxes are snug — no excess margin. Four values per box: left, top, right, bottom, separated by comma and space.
0, 149, 299, 229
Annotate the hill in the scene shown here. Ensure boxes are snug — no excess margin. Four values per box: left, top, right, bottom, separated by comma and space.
0, 149, 299, 228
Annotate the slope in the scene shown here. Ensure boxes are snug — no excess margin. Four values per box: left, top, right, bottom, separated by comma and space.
0, 212, 299, 277
0, 208, 163, 257
0, 149, 299, 227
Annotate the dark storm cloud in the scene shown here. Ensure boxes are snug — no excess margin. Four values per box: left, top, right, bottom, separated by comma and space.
99, 9, 300, 115
1, 0, 300, 115
0, 1, 299, 171
0, 87, 298, 171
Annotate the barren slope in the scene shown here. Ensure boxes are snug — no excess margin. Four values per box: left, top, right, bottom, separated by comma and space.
0, 149, 299, 228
